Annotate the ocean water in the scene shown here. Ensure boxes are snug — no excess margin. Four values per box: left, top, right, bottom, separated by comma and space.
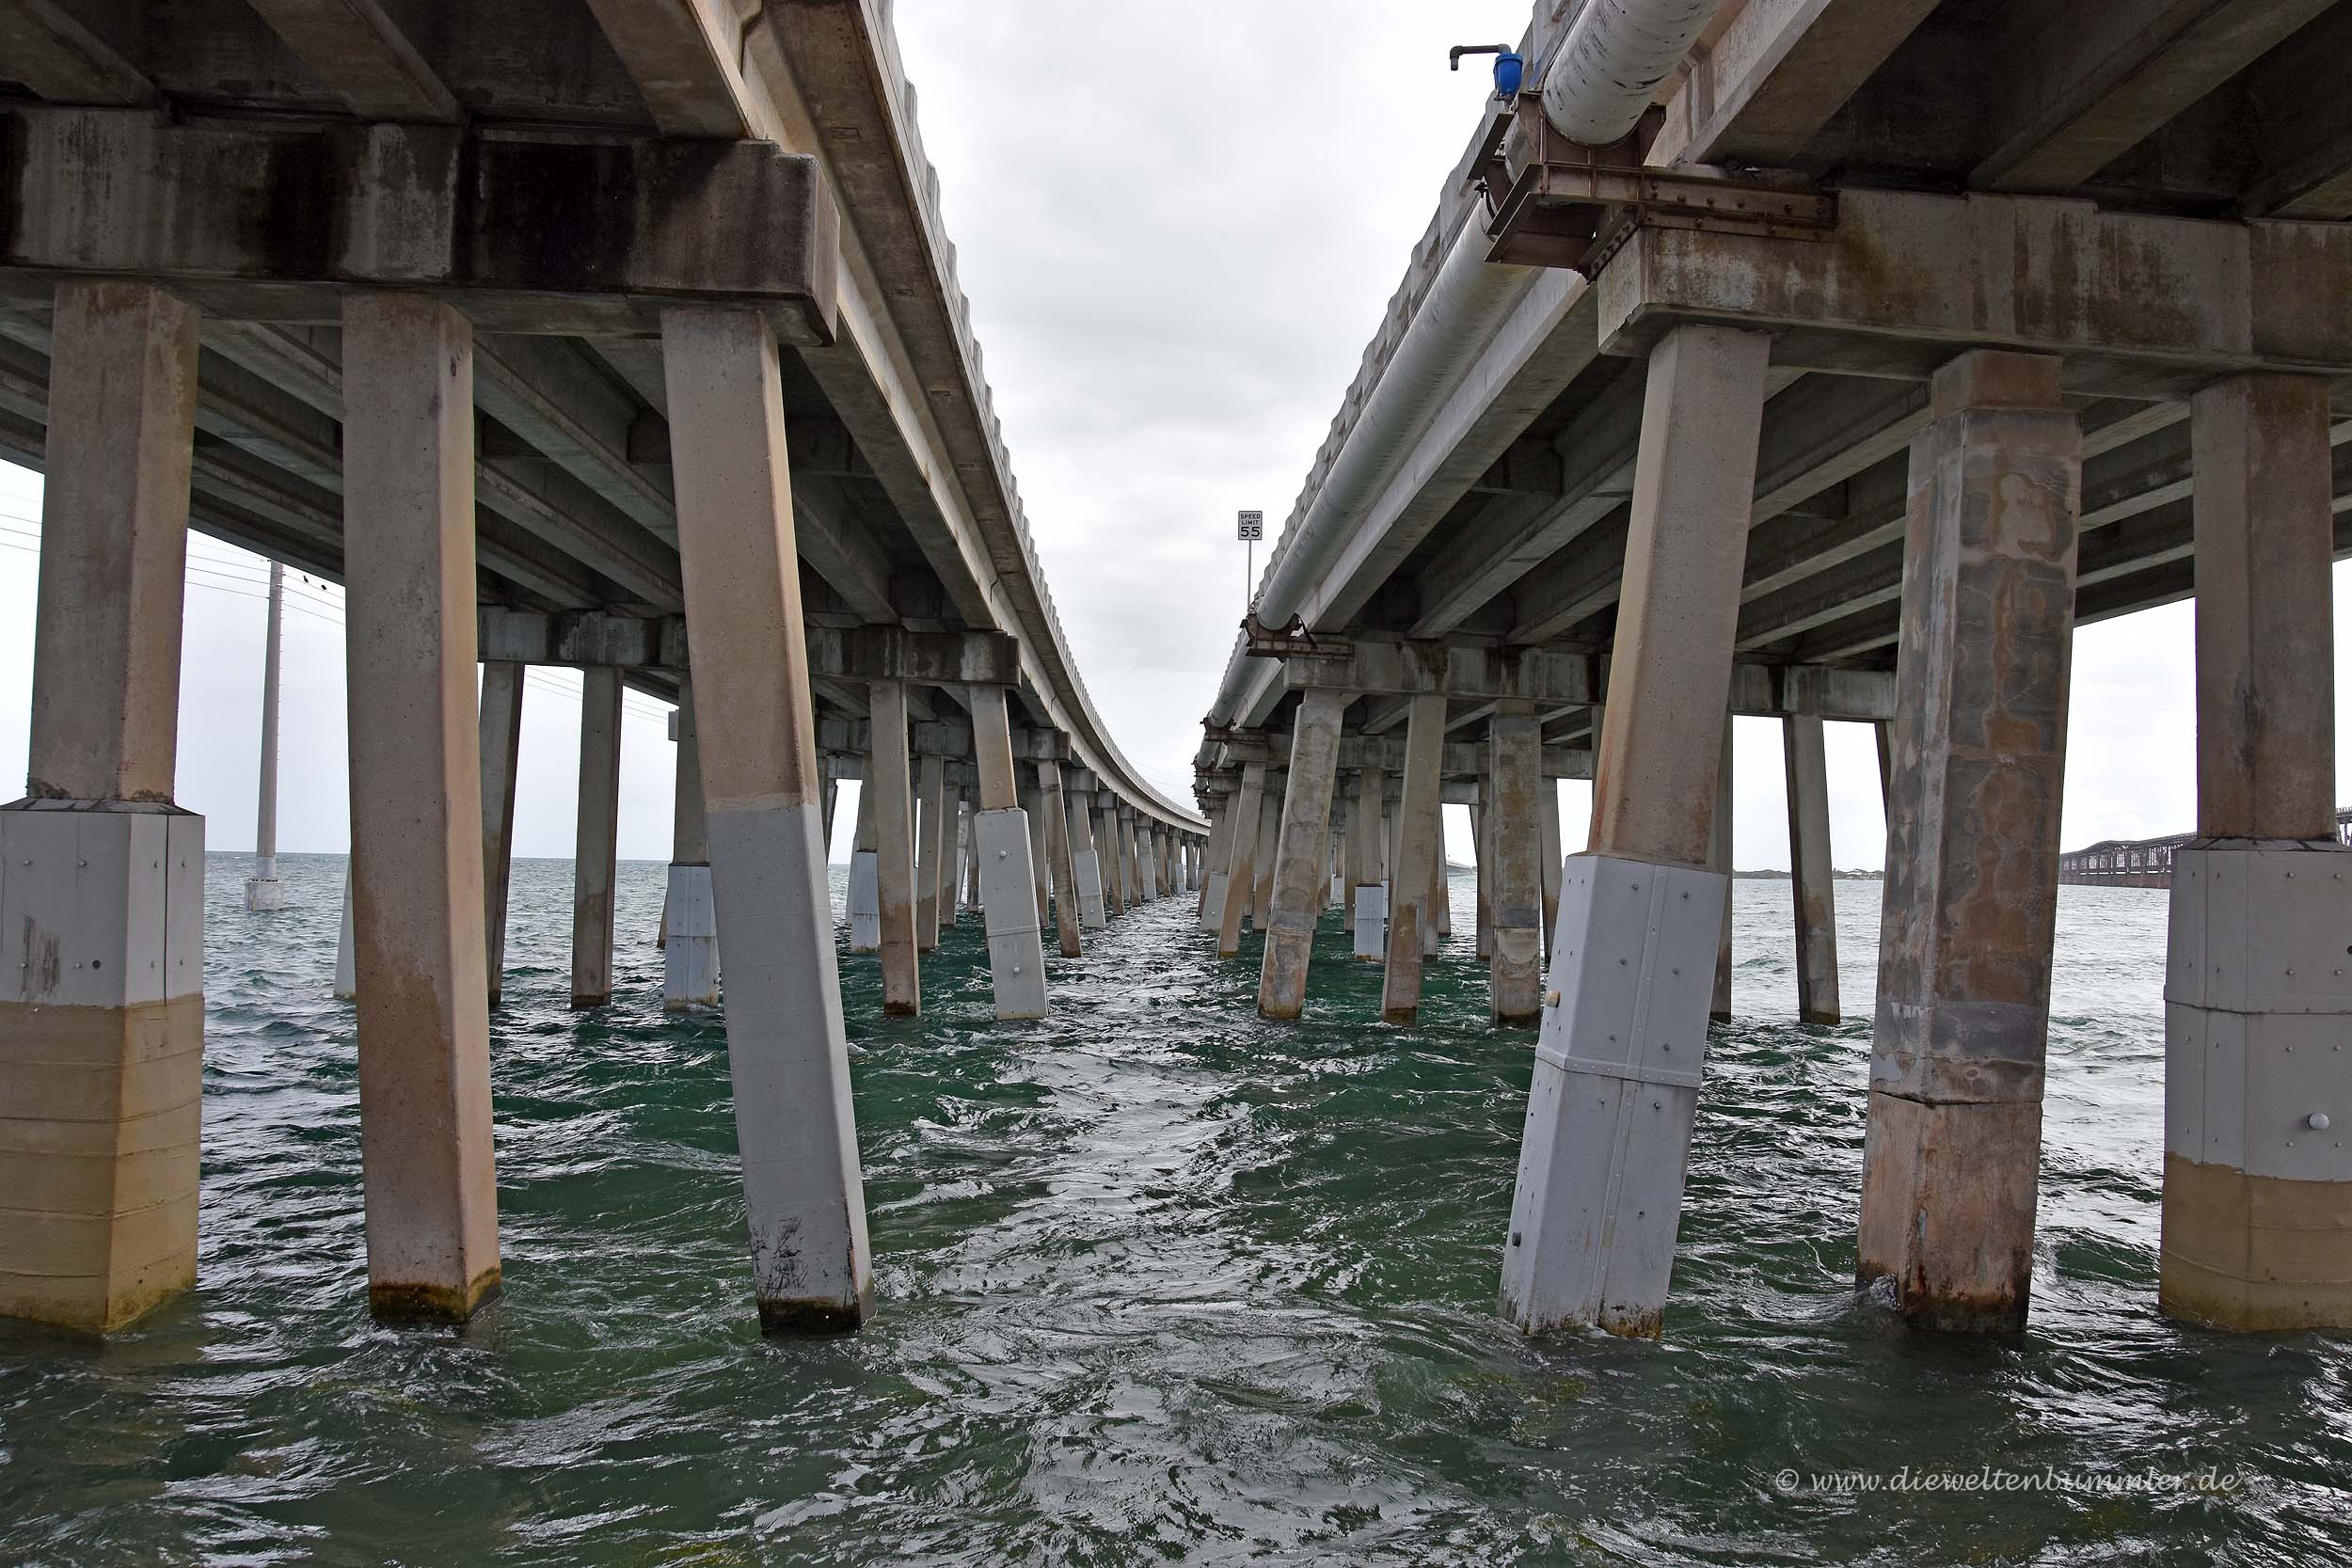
0, 853, 2345, 1567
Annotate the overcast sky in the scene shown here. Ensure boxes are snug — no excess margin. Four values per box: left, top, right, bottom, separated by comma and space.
2, 1, 2345, 873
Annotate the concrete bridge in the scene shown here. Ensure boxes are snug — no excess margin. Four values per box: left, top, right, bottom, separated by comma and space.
0, 0, 1203, 1337
1195, 0, 2352, 1339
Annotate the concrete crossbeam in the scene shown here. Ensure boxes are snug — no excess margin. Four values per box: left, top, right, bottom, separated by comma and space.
244, 0, 460, 122
581, 0, 765, 139
0, 111, 840, 343
1282, 641, 1597, 706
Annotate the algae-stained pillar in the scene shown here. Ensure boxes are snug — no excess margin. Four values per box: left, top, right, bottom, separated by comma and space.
0, 280, 205, 1334
868, 678, 920, 1015
1783, 714, 1839, 1025
1069, 788, 1107, 930
1502, 323, 1771, 1337
1350, 768, 1389, 961
1216, 764, 1268, 958
1039, 760, 1083, 959
967, 685, 1048, 1019
664, 676, 719, 1010
570, 667, 625, 1008
246, 561, 287, 911
1488, 709, 1544, 1024
479, 661, 525, 1004
914, 752, 947, 954
342, 293, 501, 1322
1855, 349, 2081, 1335
848, 766, 880, 952
661, 305, 870, 1332
1381, 695, 1447, 1022
1259, 688, 1347, 1020
2162, 372, 2352, 1332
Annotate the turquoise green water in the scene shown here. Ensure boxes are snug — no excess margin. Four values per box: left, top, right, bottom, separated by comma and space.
1, 853, 2346, 1565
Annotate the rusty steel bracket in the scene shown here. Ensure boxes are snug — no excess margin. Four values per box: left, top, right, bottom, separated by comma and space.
1242, 609, 1349, 661
1481, 96, 1835, 277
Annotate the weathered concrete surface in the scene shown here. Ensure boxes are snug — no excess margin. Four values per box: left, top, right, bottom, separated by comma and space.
1040, 762, 1083, 960
1070, 791, 1106, 930
478, 661, 524, 1005
1488, 712, 1544, 1024
1588, 325, 1772, 870
967, 684, 1046, 1021
868, 677, 919, 1017
663, 675, 718, 1010
1783, 714, 1840, 1025
570, 668, 623, 1008
1259, 688, 1346, 1020
848, 772, 879, 954
914, 753, 946, 954
662, 305, 869, 1333
1381, 695, 1447, 1023
1858, 350, 2081, 1335
1099, 800, 1128, 921
24, 282, 198, 805
1711, 715, 1734, 1022
342, 293, 500, 1323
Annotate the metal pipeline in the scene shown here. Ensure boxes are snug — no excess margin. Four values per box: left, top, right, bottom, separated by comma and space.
1538, 0, 1721, 148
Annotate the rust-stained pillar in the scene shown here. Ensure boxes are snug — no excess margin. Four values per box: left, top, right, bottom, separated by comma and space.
1381, 694, 1447, 1022
662, 304, 870, 1332
1216, 764, 1268, 958
1856, 348, 2081, 1335
479, 661, 525, 1005
868, 677, 919, 1016
1783, 714, 1839, 1025
341, 293, 501, 1323
1039, 760, 1083, 958
914, 752, 947, 953
2162, 371, 2352, 1332
1489, 709, 1544, 1023
1, 280, 205, 1333
1502, 323, 1771, 1338
1259, 688, 1346, 1020
570, 668, 624, 1008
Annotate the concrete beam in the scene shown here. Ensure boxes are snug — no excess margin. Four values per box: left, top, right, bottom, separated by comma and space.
1598, 189, 2352, 395
581, 0, 764, 140
1972, 0, 2337, 193
0, 111, 839, 344
244, 0, 461, 122
0, 1, 157, 106
1648, 0, 1941, 168
1282, 641, 1597, 706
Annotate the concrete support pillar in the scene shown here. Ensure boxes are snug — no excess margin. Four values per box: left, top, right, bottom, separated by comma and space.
962, 794, 981, 911
848, 769, 879, 953
1259, 688, 1346, 1020
967, 684, 1047, 1019
914, 753, 947, 954
1216, 765, 1268, 958
1, 279, 205, 1333
246, 561, 287, 911
1710, 713, 1734, 1022
1040, 761, 1083, 959
1873, 721, 1893, 815
1123, 810, 1147, 907
1427, 810, 1450, 951
1489, 710, 1544, 1024
1350, 768, 1388, 961
1198, 796, 1232, 931
662, 305, 870, 1332
1783, 714, 1839, 1025
1069, 790, 1106, 929
341, 293, 500, 1322
1028, 790, 1052, 922
1251, 780, 1282, 932
1856, 349, 2081, 1335
1099, 800, 1127, 920
479, 661, 524, 1005
335, 865, 357, 1000
868, 678, 919, 1016
664, 675, 719, 1010
1381, 694, 1447, 1022
2162, 371, 2352, 1331
570, 667, 624, 1008
820, 768, 839, 858
1538, 781, 1563, 965
1502, 323, 1771, 1337
1472, 802, 1493, 961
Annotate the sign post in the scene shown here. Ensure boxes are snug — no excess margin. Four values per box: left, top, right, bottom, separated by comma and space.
1237, 509, 1263, 611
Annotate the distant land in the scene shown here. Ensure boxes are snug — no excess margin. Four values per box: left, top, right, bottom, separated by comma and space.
1734, 868, 1882, 880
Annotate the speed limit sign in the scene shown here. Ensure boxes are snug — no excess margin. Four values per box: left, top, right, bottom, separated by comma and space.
1236, 510, 1264, 541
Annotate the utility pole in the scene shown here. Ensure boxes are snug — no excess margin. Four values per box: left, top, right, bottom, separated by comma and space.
245, 560, 286, 911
